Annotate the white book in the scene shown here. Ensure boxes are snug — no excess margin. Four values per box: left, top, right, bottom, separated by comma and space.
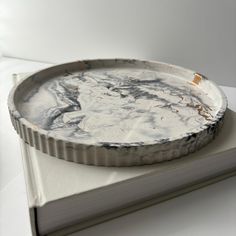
16, 74, 236, 236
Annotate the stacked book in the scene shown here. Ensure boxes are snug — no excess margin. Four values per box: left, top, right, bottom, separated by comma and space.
14, 73, 236, 236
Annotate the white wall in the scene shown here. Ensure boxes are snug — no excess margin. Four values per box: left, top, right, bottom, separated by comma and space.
0, 0, 236, 86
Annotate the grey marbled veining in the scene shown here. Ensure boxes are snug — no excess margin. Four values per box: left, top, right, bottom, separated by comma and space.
18, 67, 217, 145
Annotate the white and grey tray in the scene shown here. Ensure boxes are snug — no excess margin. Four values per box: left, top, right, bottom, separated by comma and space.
8, 59, 227, 166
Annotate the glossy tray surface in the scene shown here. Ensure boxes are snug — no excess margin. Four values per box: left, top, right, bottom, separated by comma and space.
8, 59, 227, 166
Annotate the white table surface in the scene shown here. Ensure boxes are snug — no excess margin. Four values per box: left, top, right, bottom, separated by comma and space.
0, 56, 236, 236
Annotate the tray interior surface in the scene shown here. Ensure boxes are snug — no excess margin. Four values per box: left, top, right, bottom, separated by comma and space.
14, 60, 224, 146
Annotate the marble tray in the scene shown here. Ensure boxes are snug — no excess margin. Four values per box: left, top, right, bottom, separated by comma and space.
8, 59, 227, 166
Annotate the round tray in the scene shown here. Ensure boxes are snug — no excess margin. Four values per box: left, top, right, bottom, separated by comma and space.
8, 59, 227, 166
